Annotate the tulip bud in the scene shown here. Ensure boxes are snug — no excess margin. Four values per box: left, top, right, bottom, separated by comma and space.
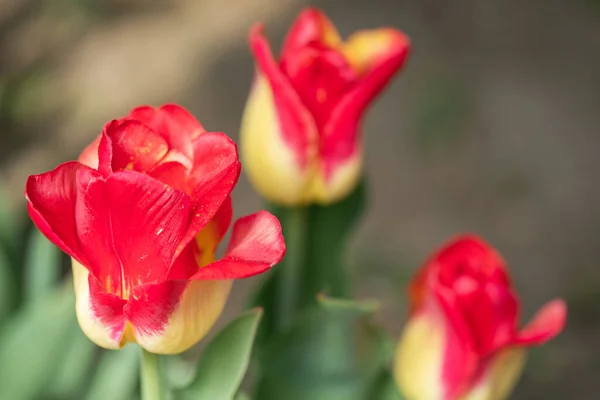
26, 104, 286, 354
241, 7, 410, 205
394, 235, 566, 400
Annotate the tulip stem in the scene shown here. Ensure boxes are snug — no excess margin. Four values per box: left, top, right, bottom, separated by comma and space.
278, 206, 307, 330
140, 348, 166, 400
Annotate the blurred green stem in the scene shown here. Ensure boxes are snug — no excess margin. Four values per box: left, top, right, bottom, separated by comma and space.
277, 206, 307, 330
140, 348, 166, 400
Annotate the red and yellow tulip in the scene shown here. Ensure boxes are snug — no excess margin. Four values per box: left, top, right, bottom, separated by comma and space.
241, 8, 410, 205
25, 104, 286, 354
394, 235, 566, 400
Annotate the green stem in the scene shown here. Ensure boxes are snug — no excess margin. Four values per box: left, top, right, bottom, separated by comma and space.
277, 206, 307, 330
140, 348, 166, 400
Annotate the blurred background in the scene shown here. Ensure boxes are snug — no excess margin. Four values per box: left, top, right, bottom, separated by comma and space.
1, 0, 599, 398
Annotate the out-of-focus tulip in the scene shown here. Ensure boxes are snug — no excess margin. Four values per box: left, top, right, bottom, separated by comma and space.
394, 235, 566, 400
241, 7, 410, 205
25, 104, 286, 354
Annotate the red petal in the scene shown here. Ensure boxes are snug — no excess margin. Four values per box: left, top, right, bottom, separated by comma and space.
149, 161, 189, 193
280, 7, 341, 59
457, 280, 519, 356
167, 197, 233, 280
191, 211, 285, 280
435, 235, 510, 287
105, 120, 169, 173
127, 104, 205, 160
175, 132, 240, 256
281, 43, 358, 130
249, 24, 317, 170
88, 273, 127, 343
75, 169, 192, 295
514, 299, 567, 346
25, 161, 92, 264
124, 280, 187, 337
434, 288, 480, 398
97, 128, 113, 177
321, 31, 409, 175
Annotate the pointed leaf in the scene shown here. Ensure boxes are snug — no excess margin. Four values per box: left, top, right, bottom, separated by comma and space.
178, 309, 263, 400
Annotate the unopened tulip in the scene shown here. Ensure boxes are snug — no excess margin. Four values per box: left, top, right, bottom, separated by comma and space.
241, 8, 410, 205
394, 235, 566, 400
26, 104, 285, 354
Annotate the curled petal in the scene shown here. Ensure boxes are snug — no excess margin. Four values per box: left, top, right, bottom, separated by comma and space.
128, 104, 205, 160
25, 161, 92, 264
248, 25, 317, 170
195, 196, 233, 267
240, 74, 315, 205
129, 279, 232, 354
189, 132, 240, 192
342, 28, 410, 76
280, 7, 341, 58
167, 197, 234, 280
191, 211, 285, 280
457, 281, 518, 356
72, 260, 126, 349
175, 132, 240, 255
434, 289, 480, 399
104, 120, 169, 172
323, 30, 409, 169
515, 299, 567, 346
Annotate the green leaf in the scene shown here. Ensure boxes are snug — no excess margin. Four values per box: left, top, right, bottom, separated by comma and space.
85, 345, 140, 400
0, 285, 74, 400
23, 229, 62, 303
255, 296, 380, 400
177, 308, 263, 400
48, 321, 97, 399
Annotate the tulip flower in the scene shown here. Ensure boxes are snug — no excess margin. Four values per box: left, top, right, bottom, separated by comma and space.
394, 235, 566, 400
25, 104, 285, 354
241, 8, 410, 205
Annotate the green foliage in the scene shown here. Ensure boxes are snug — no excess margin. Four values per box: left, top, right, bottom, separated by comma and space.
253, 180, 367, 347
23, 229, 62, 303
255, 295, 391, 400
0, 285, 75, 400
0, 240, 16, 323
247, 180, 402, 399
48, 323, 98, 399
176, 309, 263, 400
86, 345, 140, 400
